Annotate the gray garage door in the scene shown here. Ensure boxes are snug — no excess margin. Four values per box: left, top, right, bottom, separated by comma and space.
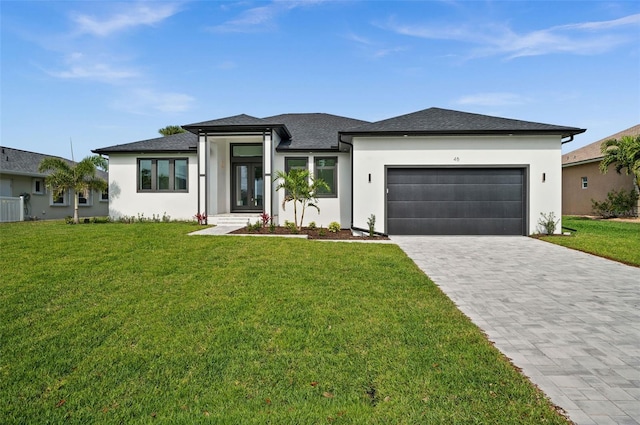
387, 168, 526, 235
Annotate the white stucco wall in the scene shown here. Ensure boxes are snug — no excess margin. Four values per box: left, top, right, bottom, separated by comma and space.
351, 135, 563, 235
107, 153, 198, 221
272, 151, 351, 228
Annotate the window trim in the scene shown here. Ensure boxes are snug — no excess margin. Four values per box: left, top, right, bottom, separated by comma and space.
137, 158, 189, 192
100, 189, 109, 202
50, 189, 69, 206
314, 156, 338, 198
32, 178, 44, 195
581, 176, 588, 189
77, 189, 93, 207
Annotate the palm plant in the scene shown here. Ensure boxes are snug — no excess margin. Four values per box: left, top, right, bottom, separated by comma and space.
158, 125, 186, 136
600, 135, 640, 214
38, 156, 108, 224
274, 168, 329, 231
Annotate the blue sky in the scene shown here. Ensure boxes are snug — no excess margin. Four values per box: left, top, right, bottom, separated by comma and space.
2, 0, 639, 160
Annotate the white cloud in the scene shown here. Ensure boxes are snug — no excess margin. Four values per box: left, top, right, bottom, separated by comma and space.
455, 92, 530, 107
210, 0, 327, 33
112, 89, 195, 114
345, 31, 407, 59
46, 52, 139, 83
72, 2, 181, 37
381, 13, 640, 59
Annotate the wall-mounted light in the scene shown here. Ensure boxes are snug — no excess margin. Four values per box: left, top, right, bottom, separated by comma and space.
542, 173, 546, 183
368, 173, 371, 183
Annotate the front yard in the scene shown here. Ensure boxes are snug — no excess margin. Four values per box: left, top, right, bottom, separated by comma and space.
541, 216, 640, 267
0, 221, 570, 423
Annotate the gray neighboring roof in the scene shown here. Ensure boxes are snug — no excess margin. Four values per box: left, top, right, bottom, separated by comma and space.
563, 124, 640, 166
343, 107, 586, 139
93, 132, 197, 154
266, 113, 370, 151
0, 146, 107, 179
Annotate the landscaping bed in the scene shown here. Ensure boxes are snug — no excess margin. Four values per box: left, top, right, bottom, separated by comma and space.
230, 226, 389, 240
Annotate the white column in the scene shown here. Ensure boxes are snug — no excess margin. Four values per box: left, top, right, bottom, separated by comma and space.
263, 131, 272, 216
198, 135, 208, 216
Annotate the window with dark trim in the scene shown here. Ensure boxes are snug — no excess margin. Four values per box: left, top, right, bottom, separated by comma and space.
285, 157, 308, 172
138, 158, 188, 192
32, 178, 44, 195
315, 157, 337, 197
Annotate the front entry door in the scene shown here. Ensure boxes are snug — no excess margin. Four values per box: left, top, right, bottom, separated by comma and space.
232, 163, 263, 211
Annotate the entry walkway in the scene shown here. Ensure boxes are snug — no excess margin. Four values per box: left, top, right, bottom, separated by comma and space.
392, 236, 640, 425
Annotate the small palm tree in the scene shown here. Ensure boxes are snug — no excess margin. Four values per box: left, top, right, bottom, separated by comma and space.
38, 156, 108, 224
274, 168, 329, 231
600, 135, 640, 214
158, 125, 186, 136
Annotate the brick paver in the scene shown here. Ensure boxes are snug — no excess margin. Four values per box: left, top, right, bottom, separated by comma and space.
392, 236, 640, 425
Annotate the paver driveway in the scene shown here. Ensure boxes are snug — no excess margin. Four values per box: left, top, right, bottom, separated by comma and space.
392, 236, 640, 425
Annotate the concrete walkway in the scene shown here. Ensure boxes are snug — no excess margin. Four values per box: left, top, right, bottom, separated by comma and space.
392, 236, 640, 425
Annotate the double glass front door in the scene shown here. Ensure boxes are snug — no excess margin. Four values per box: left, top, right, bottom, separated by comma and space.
233, 163, 263, 211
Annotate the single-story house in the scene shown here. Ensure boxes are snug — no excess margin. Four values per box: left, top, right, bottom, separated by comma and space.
0, 146, 109, 222
562, 124, 639, 216
93, 107, 585, 235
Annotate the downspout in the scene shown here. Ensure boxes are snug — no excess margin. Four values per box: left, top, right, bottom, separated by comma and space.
339, 134, 355, 231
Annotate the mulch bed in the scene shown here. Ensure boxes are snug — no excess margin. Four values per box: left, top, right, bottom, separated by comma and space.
229, 226, 389, 240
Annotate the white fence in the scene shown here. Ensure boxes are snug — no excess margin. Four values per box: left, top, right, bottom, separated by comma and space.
0, 196, 24, 222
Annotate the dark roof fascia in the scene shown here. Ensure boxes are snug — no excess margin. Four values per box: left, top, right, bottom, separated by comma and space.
275, 146, 341, 153
184, 124, 291, 139
92, 148, 196, 155
341, 128, 587, 138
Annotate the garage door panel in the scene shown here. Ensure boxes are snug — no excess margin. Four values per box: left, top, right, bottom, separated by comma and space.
386, 168, 525, 235
388, 218, 524, 235
387, 200, 523, 218
388, 184, 523, 202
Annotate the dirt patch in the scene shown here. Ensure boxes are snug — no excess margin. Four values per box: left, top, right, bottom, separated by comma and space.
230, 226, 389, 240
577, 215, 639, 223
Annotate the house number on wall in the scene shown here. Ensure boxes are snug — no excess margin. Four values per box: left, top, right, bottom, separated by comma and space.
453, 157, 460, 162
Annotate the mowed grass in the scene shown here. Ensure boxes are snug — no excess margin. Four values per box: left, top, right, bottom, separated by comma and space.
1, 221, 569, 424
541, 216, 640, 267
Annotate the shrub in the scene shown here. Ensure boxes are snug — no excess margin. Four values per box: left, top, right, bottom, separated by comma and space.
286, 220, 298, 234
367, 214, 376, 237
328, 221, 341, 233
64, 216, 74, 225
269, 219, 276, 233
538, 212, 560, 235
318, 226, 326, 236
307, 221, 317, 230
195, 212, 207, 225
591, 189, 639, 218
260, 212, 270, 228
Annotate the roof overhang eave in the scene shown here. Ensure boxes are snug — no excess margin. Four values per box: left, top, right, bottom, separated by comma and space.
341, 128, 587, 139
184, 124, 291, 139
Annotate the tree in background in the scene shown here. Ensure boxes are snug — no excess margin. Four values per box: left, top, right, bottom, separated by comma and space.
158, 125, 186, 136
274, 169, 329, 231
600, 135, 640, 214
38, 156, 108, 224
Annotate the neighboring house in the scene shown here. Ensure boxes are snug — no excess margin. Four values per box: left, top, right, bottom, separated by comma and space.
562, 125, 639, 216
0, 146, 109, 221
93, 107, 585, 235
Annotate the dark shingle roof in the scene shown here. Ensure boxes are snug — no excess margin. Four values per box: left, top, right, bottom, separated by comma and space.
0, 146, 107, 179
563, 124, 640, 166
344, 107, 586, 138
93, 132, 197, 154
265, 113, 370, 151
182, 114, 292, 139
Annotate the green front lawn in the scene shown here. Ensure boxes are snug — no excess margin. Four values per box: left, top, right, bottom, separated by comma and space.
541, 216, 640, 267
0, 221, 569, 424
